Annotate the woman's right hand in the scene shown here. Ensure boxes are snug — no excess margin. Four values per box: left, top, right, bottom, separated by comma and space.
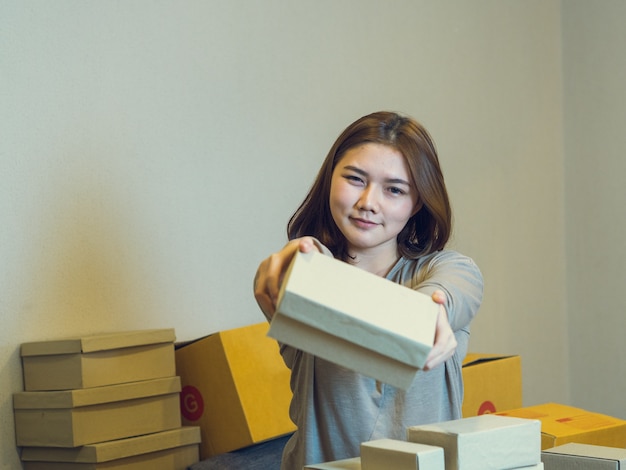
253, 237, 321, 319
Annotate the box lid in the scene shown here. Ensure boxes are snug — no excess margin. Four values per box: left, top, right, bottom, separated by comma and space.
20, 426, 200, 463
543, 442, 626, 463
21, 329, 176, 357
14, 376, 181, 409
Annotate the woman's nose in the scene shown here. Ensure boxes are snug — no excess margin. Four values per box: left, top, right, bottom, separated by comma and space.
357, 186, 380, 212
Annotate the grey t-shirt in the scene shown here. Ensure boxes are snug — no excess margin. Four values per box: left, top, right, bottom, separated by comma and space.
274, 249, 484, 470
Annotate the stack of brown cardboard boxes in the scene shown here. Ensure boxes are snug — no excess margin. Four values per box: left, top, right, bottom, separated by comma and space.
14, 329, 201, 469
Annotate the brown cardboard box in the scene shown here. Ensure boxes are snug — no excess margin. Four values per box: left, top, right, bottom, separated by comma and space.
498, 403, 626, 449
21, 329, 176, 391
269, 251, 439, 390
20, 427, 201, 469
14, 377, 182, 447
541, 442, 626, 469
175, 322, 295, 459
461, 353, 522, 417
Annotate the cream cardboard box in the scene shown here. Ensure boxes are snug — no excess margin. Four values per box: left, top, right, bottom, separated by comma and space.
361, 439, 444, 470
20, 427, 201, 470
14, 376, 182, 447
407, 414, 541, 470
541, 443, 626, 469
268, 251, 439, 390
304, 458, 362, 469
497, 403, 626, 449
175, 322, 295, 459
462, 353, 522, 417
21, 329, 176, 391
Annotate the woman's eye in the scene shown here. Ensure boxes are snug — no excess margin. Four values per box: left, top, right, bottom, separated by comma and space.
388, 186, 406, 195
344, 175, 364, 184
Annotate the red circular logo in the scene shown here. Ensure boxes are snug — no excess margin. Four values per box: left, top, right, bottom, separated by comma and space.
180, 385, 204, 421
478, 400, 497, 415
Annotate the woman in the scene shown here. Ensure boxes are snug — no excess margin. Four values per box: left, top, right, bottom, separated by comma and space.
254, 111, 483, 469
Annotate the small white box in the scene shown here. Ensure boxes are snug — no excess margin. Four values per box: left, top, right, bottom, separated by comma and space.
407, 414, 541, 470
304, 457, 362, 469
268, 251, 439, 390
542, 443, 626, 469
361, 439, 444, 470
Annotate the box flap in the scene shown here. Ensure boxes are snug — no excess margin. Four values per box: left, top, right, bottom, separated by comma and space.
462, 353, 516, 367
274, 251, 438, 369
20, 426, 200, 463
21, 329, 176, 357
13, 376, 181, 409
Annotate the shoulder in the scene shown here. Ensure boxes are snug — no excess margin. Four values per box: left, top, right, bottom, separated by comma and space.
390, 249, 482, 287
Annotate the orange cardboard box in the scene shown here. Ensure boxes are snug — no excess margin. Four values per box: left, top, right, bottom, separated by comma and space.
462, 353, 522, 417
175, 322, 295, 459
20, 427, 200, 470
498, 403, 626, 449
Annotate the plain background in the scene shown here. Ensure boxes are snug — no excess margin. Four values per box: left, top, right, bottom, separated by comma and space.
1, 1, 625, 468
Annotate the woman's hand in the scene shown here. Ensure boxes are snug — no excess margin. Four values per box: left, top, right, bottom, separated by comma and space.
422, 290, 457, 371
254, 237, 321, 319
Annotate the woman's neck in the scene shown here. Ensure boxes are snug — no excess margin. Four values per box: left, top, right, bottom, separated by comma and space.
349, 248, 400, 277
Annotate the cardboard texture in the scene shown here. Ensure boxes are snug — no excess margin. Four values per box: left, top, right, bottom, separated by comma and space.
498, 403, 626, 450
20, 427, 201, 469
461, 353, 522, 417
407, 414, 541, 470
268, 251, 439, 390
14, 377, 182, 447
21, 329, 176, 391
541, 443, 626, 469
304, 458, 362, 469
361, 439, 444, 470
175, 322, 295, 459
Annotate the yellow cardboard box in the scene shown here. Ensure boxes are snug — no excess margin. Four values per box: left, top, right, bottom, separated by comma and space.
269, 251, 439, 390
20, 427, 201, 470
14, 376, 182, 447
21, 329, 176, 391
175, 322, 295, 459
498, 403, 626, 449
461, 353, 522, 417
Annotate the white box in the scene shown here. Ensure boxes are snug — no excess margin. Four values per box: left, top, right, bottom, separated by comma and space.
542, 443, 626, 469
407, 414, 541, 470
361, 439, 444, 470
268, 251, 439, 390
304, 457, 362, 469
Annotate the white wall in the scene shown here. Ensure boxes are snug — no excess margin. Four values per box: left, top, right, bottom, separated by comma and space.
1, 2, 569, 468
563, 0, 626, 420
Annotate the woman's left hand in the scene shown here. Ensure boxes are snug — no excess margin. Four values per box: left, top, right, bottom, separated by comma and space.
422, 290, 457, 371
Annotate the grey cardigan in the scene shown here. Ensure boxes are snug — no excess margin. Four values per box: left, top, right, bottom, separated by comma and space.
272, 249, 484, 470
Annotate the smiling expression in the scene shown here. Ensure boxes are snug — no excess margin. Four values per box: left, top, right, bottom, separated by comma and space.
329, 143, 420, 265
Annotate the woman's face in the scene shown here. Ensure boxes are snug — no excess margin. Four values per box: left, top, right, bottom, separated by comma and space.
329, 143, 419, 261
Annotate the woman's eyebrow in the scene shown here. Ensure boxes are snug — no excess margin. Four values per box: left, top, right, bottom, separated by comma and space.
342, 165, 411, 186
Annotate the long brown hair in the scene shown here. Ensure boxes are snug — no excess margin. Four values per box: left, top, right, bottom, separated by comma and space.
288, 111, 452, 261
